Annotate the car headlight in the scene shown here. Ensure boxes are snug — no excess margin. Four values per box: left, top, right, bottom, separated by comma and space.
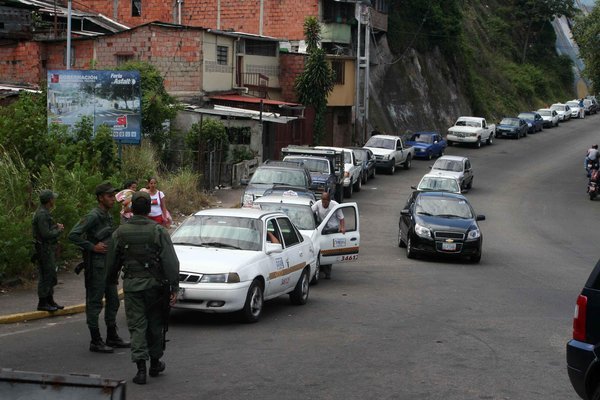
467, 228, 481, 240
414, 223, 432, 239
200, 273, 241, 283
382, 154, 390, 160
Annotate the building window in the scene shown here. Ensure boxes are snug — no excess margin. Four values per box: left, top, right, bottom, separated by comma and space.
217, 45, 228, 65
228, 127, 251, 145
132, 0, 141, 17
331, 60, 345, 85
116, 53, 134, 66
245, 40, 277, 57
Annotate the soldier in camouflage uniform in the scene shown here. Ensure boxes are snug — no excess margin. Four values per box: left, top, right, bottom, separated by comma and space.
32, 189, 65, 312
106, 191, 180, 385
68, 182, 130, 353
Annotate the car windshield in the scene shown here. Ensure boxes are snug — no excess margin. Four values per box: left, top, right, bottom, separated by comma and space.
249, 168, 307, 186
284, 157, 330, 174
343, 151, 352, 164
538, 110, 551, 116
518, 113, 534, 120
258, 203, 316, 231
416, 197, 473, 219
455, 119, 481, 127
551, 105, 565, 111
171, 215, 262, 251
365, 137, 395, 150
411, 134, 433, 144
500, 118, 519, 126
432, 159, 463, 172
566, 101, 579, 107
353, 150, 365, 162
418, 177, 460, 193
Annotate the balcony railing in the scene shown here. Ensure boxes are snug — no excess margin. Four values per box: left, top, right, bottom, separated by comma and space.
237, 73, 269, 98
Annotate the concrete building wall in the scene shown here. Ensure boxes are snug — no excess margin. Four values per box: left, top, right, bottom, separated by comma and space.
0, 41, 43, 86
202, 31, 234, 92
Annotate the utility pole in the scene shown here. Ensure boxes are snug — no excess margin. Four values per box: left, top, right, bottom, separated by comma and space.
354, 2, 370, 144
66, 0, 72, 69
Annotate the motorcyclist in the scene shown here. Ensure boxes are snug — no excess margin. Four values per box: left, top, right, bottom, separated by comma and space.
585, 144, 599, 177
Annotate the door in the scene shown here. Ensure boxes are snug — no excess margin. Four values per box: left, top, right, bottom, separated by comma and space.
276, 217, 307, 292
265, 217, 289, 297
317, 203, 360, 265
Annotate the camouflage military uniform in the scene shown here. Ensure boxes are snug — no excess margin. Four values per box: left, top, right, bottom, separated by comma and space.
106, 205, 179, 384
68, 182, 129, 352
32, 200, 62, 310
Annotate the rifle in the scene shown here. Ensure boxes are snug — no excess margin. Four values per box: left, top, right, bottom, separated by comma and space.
161, 283, 172, 351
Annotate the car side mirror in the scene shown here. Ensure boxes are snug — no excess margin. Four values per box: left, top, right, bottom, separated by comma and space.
240, 178, 249, 186
401, 209, 410, 216
476, 215, 486, 221
411, 186, 417, 190
266, 242, 283, 254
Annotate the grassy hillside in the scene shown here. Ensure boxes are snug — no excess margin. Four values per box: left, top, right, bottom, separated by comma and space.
387, 0, 575, 121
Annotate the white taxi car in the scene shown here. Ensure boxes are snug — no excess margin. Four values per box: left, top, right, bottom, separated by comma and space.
253, 192, 360, 283
171, 208, 317, 322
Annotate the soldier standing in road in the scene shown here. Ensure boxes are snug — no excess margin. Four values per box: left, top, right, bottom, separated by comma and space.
68, 182, 130, 353
32, 189, 65, 312
106, 191, 180, 385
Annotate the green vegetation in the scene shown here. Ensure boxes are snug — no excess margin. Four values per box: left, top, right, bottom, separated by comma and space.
0, 61, 207, 284
295, 16, 335, 145
573, 3, 600, 93
387, 0, 577, 119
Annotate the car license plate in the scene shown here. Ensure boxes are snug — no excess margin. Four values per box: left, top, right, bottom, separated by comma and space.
442, 242, 456, 251
177, 287, 185, 300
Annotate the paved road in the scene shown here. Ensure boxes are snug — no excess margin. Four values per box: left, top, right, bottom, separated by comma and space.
1, 116, 598, 399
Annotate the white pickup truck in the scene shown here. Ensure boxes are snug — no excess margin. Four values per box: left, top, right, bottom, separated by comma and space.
447, 117, 495, 148
363, 134, 414, 175
316, 146, 363, 198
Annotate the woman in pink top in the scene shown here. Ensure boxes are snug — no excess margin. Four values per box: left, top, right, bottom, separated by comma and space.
143, 177, 171, 228
116, 180, 137, 223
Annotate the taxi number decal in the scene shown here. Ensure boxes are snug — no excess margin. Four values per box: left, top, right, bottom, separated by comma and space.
281, 277, 290, 286
333, 238, 347, 247
275, 257, 285, 270
338, 254, 358, 261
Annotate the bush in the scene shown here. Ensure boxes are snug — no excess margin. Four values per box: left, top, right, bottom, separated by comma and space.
160, 169, 210, 216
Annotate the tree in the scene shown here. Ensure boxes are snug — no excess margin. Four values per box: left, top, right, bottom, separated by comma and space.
573, 5, 600, 93
514, 0, 577, 63
294, 17, 335, 145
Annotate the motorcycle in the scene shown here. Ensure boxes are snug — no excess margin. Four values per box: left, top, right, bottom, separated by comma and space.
588, 169, 600, 200
586, 158, 599, 178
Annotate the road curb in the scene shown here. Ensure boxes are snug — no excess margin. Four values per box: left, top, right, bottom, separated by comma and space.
0, 289, 124, 325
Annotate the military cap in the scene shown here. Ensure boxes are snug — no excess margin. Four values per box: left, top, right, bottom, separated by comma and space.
39, 189, 58, 204
95, 182, 118, 196
131, 191, 151, 204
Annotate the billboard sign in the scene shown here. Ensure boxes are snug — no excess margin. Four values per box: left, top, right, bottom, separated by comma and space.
47, 70, 142, 144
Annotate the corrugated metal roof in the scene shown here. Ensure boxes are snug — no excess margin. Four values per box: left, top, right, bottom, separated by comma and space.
182, 104, 298, 124
209, 94, 300, 107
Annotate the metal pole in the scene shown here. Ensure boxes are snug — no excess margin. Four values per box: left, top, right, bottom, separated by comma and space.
363, 8, 370, 145
354, 3, 361, 145
259, 0, 264, 36
66, 0, 72, 69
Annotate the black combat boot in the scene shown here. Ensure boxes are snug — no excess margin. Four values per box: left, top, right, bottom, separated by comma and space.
149, 358, 166, 377
106, 325, 131, 348
89, 328, 114, 353
37, 297, 57, 312
132, 360, 147, 385
48, 296, 64, 310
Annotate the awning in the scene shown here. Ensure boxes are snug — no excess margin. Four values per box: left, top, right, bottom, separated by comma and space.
183, 104, 298, 124
209, 95, 300, 107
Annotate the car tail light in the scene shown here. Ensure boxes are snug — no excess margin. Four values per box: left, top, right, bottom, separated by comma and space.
573, 294, 588, 342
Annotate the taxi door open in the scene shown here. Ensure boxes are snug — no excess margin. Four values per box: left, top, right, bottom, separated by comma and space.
317, 202, 360, 265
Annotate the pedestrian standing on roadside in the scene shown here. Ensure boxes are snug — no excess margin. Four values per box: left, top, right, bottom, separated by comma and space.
142, 177, 171, 228
68, 182, 130, 353
106, 191, 180, 385
32, 189, 65, 312
116, 180, 138, 224
311, 192, 345, 279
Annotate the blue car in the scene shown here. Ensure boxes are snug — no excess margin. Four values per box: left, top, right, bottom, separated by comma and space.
517, 112, 544, 133
405, 132, 447, 160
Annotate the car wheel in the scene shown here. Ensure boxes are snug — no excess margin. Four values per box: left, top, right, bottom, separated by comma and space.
344, 181, 353, 198
403, 155, 412, 170
290, 268, 310, 305
515, 132, 520, 140
438, 149, 445, 157
389, 160, 396, 175
486, 135, 493, 145
240, 279, 264, 323
371, 167, 376, 179
447, 140, 453, 146
466, 177, 473, 190
362, 171, 368, 184
590, 192, 596, 201
470, 253, 481, 263
427, 151, 432, 160
354, 176, 362, 192
475, 139, 481, 148
398, 228, 406, 248
310, 258, 320, 285
406, 235, 416, 259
